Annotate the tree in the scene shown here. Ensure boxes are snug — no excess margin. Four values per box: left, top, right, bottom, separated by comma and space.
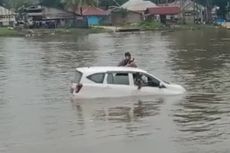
214, 0, 228, 18
62, 0, 96, 8
99, 0, 128, 8
1, 0, 33, 9
61, 0, 96, 14
196, 0, 229, 19
40, 0, 63, 8
0, 0, 4, 5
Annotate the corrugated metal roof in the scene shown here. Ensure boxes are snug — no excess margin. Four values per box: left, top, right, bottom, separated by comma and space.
147, 7, 180, 15
43, 8, 74, 19
121, 0, 157, 11
76, 7, 109, 16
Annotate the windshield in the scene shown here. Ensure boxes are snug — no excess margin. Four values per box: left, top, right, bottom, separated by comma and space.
74, 71, 82, 83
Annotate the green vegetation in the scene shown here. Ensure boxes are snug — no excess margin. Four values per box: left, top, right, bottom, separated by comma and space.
61, 0, 96, 14
0, 0, 33, 9
173, 24, 216, 31
89, 27, 112, 33
0, 0, 228, 13
138, 20, 164, 30
0, 27, 110, 37
0, 0, 229, 19
138, 21, 217, 31
0, 27, 22, 37
53, 27, 110, 34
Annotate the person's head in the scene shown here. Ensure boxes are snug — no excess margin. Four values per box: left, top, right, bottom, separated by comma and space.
124, 52, 131, 60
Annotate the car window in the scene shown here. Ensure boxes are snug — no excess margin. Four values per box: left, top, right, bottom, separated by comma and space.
87, 73, 105, 83
74, 71, 82, 83
133, 73, 160, 87
107, 72, 129, 85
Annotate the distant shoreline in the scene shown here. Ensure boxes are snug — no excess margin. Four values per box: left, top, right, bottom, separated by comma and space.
0, 27, 111, 37
0, 24, 227, 38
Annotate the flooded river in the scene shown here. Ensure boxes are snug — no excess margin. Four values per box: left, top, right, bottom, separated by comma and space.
0, 29, 230, 153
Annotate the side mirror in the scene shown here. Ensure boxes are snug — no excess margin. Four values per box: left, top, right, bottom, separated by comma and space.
159, 82, 166, 89
137, 84, 142, 90
135, 79, 142, 90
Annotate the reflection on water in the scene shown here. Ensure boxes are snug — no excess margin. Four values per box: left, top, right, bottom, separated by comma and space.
71, 96, 169, 139
72, 98, 163, 123
0, 29, 230, 153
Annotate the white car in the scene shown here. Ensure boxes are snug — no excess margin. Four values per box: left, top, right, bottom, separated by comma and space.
70, 66, 185, 99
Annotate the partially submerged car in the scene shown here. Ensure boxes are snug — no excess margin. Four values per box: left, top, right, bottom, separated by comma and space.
70, 67, 185, 99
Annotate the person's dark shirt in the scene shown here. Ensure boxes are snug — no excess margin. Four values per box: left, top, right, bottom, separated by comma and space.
118, 59, 137, 67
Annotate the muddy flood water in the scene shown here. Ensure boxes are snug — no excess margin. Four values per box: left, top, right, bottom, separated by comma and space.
0, 29, 230, 153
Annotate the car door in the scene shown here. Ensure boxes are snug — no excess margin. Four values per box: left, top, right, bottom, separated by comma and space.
104, 72, 133, 97
132, 72, 164, 96
80, 73, 107, 98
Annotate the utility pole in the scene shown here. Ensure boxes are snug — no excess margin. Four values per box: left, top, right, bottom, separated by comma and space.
193, 0, 196, 23
205, 0, 211, 23
180, 0, 185, 24
80, 0, 82, 15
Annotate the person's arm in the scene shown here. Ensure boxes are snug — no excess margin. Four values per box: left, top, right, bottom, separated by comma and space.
126, 61, 137, 67
118, 59, 125, 66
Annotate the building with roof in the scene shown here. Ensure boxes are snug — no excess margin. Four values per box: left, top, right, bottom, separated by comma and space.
76, 6, 110, 26
20, 5, 87, 28
162, 0, 205, 23
42, 7, 76, 27
111, 8, 143, 25
145, 6, 180, 24
121, 0, 157, 12
0, 6, 16, 26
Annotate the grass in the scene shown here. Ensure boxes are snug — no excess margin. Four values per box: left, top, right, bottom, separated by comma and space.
89, 26, 112, 33
0, 23, 218, 37
173, 24, 216, 30
0, 26, 109, 37
138, 20, 164, 30
44, 27, 110, 35
0, 27, 22, 37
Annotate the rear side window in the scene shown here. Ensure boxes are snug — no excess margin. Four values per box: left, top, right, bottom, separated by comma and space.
87, 73, 105, 83
74, 71, 82, 83
107, 73, 129, 85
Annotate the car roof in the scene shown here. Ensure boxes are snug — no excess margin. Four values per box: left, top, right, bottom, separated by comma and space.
76, 66, 147, 74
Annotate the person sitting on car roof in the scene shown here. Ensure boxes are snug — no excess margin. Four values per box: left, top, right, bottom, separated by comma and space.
118, 52, 137, 67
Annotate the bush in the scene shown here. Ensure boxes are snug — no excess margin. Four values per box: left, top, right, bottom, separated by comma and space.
138, 20, 163, 30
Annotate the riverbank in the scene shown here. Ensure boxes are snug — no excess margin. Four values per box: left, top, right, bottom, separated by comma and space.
95, 22, 219, 32
0, 23, 226, 37
138, 21, 218, 31
0, 27, 111, 37
0, 27, 24, 37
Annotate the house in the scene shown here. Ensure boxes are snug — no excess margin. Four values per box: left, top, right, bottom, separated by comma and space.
0, 6, 16, 26
76, 6, 109, 26
145, 7, 180, 24
111, 8, 143, 25
24, 5, 43, 22
162, 0, 205, 23
21, 5, 87, 28
121, 0, 157, 13
42, 7, 75, 28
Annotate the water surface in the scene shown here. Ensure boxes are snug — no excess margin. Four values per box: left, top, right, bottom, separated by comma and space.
0, 29, 230, 153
